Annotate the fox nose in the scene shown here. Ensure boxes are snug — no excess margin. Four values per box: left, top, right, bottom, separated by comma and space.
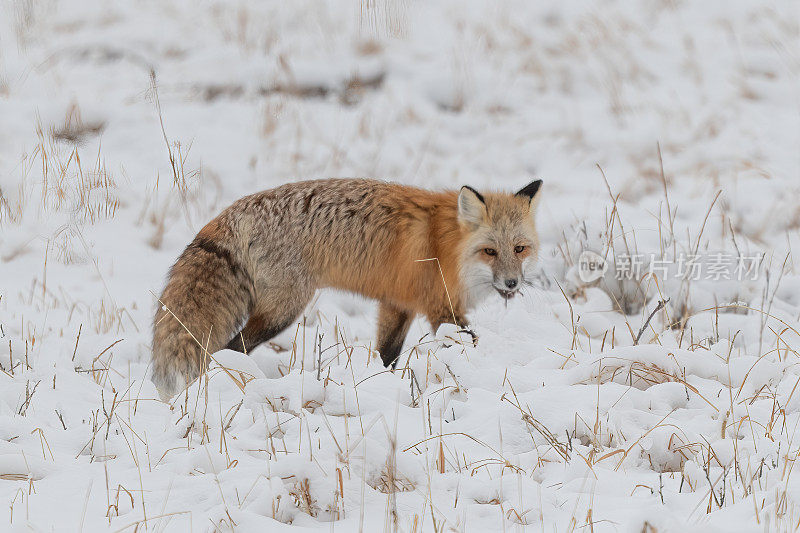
504, 278, 518, 289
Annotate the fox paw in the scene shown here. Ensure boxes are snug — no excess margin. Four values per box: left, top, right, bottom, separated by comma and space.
456, 328, 479, 346
435, 323, 478, 348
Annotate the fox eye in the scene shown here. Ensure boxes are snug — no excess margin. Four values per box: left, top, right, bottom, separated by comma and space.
514, 245, 526, 254
483, 248, 497, 257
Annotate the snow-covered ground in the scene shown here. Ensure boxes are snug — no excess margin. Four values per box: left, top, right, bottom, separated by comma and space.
2, 1, 800, 531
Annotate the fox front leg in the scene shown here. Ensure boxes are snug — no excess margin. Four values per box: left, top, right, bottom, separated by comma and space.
428, 311, 478, 347
376, 302, 414, 369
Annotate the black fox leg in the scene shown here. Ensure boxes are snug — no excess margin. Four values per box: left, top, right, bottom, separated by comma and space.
377, 302, 414, 368
227, 286, 313, 353
428, 312, 478, 346
428, 312, 468, 332
226, 314, 297, 353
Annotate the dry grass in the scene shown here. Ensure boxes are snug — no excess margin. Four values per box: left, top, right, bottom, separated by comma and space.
2, 1, 799, 531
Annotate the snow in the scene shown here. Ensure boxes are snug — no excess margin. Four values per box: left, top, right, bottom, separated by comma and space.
1, 0, 799, 531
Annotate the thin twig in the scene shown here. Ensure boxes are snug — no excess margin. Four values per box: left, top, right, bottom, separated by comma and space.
634, 299, 670, 345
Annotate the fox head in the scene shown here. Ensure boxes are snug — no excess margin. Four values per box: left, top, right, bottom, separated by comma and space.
457, 180, 543, 303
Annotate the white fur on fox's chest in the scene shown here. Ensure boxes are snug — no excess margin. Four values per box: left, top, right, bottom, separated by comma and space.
459, 261, 495, 310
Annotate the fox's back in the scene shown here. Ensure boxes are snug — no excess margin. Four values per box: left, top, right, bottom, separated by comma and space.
227, 179, 461, 309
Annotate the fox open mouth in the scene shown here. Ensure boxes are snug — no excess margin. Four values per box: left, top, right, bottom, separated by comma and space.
495, 288, 517, 300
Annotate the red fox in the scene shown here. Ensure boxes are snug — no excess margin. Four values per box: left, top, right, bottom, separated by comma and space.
152, 178, 542, 396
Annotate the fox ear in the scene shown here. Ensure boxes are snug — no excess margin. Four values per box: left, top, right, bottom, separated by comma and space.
458, 186, 486, 227
516, 180, 543, 203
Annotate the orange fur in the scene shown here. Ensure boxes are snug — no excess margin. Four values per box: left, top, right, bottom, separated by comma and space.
151, 178, 542, 396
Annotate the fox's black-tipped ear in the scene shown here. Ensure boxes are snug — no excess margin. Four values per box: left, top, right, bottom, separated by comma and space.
516, 179, 543, 202
458, 186, 487, 227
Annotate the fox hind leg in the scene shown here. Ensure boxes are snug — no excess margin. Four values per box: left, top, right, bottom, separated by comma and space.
377, 302, 414, 368
227, 286, 314, 354
226, 313, 296, 354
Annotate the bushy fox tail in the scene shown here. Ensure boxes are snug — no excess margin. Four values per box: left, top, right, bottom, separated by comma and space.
151, 234, 253, 398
